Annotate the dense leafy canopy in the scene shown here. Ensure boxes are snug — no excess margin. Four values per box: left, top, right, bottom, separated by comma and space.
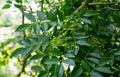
1, 0, 120, 77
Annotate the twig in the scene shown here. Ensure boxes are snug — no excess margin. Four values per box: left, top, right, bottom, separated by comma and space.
26, 0, 33, 13
41, 0, 44, 12
20, 0, 26, 39
73, 1, 120, 15
72, 0, 88, 15
88, 2, 120, 5
106, 6, 120, 11
17, 55, 31, 77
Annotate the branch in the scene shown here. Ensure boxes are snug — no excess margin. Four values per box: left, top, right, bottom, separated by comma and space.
88, 2, 120, 6
20, 0, 26, 39
17, 55, 31, 77
72, 0, 88, 15
106, 6, 120, 11
73, 1, 120, 15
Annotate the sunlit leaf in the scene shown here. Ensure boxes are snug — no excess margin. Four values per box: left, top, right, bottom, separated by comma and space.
37, 10, 45, 20
81, 18, 91, 24
2, 4, 11, 9
63, 59, 75, 66
65, 52, 75, 58
77, 40, 91, 46
24, 13, 36, 22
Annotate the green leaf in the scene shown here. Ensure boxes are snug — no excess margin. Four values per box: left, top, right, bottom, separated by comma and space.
81, 61, 90, 72
77, 40, 91, 46
30, 54, 44, 60
114, 50, 120, 56
7, 1, 12, 4
84, 11, 99, 17
81, 18, 91, 24
57, 9, 64, 21
24, 13, 36, 22
56, 64, 64, 77
15, 0, 22, 3
31, 66, 43, 71
36, 24, 40, 34
43, 63, 51, 70
87, 61, 95, 68
48, 50, 62, 56
87, 57, 100, 64
40, 35, 50, 42
47, 12, 57, 21
22, 38, 32, 46
113, 15, 120, 24
91, 71, 103, 77
74, 48, 79, 55
15, 24, 31, 32
22, 46, 33, 58
76, 23, 82, 28
14, 4, 22, 10
30, 43, 41, 53
59, 64, 64, 77
75, 36, 89, 39
100, 31, 109, 36
63, 59, 75, 66
44, 58, 60, 64
38, 71, 48, 77
37, 11, 45, 20
42, 42, 49, 52
65, 53, 75, 58
89, 52, 101, 59
11, 48, 25, 58
71, 67, 83, 77
34, 24, 40, 34
51, 21, 57, 26
98, 58, 112, 66
30, 37, 39, 43
95, 66, 113, 74
42, 22, 48, 31
2, 4, 11, 9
